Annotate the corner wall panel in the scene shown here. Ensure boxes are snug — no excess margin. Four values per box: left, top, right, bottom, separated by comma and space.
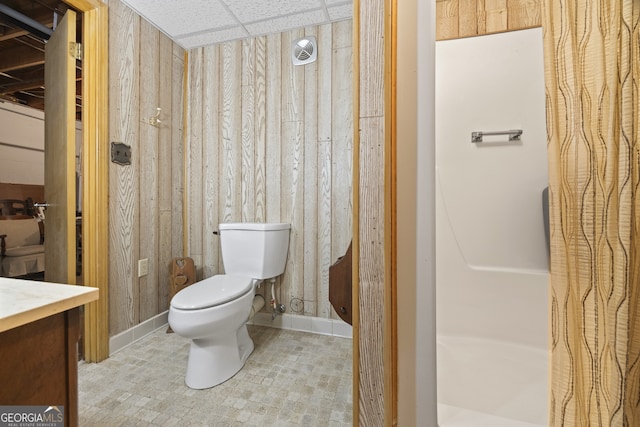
109, 0, 140, 334
108, 0, 185, 336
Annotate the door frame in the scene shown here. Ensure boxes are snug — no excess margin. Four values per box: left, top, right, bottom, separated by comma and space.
65, 0, 109, 362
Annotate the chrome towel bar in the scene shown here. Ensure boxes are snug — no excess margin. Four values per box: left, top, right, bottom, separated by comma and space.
471, 129, 523, 143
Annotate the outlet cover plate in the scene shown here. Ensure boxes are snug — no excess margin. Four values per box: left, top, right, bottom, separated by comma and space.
138, 258, 149, 277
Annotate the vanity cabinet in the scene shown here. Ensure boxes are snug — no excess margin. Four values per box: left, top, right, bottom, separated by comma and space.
0, 279, 98, 427
0, 309, 80, 425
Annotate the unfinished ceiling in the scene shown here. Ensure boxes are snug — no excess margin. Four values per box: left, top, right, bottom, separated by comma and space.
0, 0, 352, 115
0, 0, 81, 115
121, 0, 352, 49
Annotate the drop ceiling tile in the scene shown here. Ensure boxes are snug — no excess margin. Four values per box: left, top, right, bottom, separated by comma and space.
122, 0, 236, 38
245, 9, 327, 36
123, 0, 354, 47
327, 4, 352, 21
178, 27, 250, 49
223, 0, 323, 24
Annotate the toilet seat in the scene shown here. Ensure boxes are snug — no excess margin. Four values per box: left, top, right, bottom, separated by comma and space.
171, 275, 254, 310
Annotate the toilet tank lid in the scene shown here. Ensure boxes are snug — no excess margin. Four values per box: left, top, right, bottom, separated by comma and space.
219, 222, 290, 231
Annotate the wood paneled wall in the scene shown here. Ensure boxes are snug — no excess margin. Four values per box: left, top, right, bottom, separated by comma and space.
355, 0, 390, 423
184, 20, 353, 320
108, 0, 185, 335
436, 0, 542, 40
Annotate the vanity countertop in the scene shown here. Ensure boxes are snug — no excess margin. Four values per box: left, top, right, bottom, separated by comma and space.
0, 278, 98, 333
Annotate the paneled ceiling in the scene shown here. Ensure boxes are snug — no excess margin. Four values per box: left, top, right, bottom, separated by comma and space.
121, 0, 352, 49
0, 0, 352, 114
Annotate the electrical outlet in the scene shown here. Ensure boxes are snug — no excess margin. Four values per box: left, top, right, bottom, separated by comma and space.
138, 258, 149, 277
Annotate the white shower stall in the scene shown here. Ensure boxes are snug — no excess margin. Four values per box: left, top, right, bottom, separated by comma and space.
435, 28, 549, 426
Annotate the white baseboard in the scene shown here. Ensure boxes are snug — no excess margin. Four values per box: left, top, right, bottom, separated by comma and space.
109, 311, 352, 355
109, 311, 169, 355
248, 312, 353, 339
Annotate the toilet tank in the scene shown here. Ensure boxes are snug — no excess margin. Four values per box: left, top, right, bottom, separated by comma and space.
218, 222, 291, 279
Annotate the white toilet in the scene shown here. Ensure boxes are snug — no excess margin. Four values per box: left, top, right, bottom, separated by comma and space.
168, 222, 290, 389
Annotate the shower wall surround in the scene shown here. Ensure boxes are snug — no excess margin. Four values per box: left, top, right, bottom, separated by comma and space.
436, 28, 549, 425
184, 21, 353, 320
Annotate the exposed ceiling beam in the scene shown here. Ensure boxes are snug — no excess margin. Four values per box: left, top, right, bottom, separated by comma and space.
0, 44, 45, 72
0, 79, 43, 93
0, 3, 53, 40
0, 12, 54, 42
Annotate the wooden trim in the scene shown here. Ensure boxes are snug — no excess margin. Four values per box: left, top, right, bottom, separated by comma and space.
67, 0, 102, 10
66, 0, 110, 362
352, 1, 360, 424
387, 0, 398, 423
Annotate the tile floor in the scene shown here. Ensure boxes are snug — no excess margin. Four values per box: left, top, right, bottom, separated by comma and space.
78, 325, 353, 426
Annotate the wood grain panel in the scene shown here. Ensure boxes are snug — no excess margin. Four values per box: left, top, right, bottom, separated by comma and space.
436, 0, 459, 40
220, 42, 242, 226
138, 19, 160, 322
109, 0, 140, 334
357, 115, 386, 425
158, 34, 174, 310
332, 21, 354, 260
302, 26, 319, 316
202, 45, 220, 278
254, 36, 267, 223
484, 0, 508, 33
331, 19, 354, 320
359, 5, 385, 117
171, 48, 185, 259
507, 0, 541, 30
459, 0, 478, 37
280, 28, 305, 309
263, 33, 283, 304
241, 38, 256, 221
316, 24, 333, 318
436, 0, 541, 40
187, 48, 204, 276
265, 33, 282, 225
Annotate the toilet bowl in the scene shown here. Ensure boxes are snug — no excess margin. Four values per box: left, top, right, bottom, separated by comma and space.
168, 222, 290, 389
169, 275, 258, 389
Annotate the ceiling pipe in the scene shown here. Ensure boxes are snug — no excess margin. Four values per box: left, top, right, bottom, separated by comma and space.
0, 4, 53, 41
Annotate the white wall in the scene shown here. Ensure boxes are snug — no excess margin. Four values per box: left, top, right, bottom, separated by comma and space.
435, 28, 549, 424
0, 101, 82, 186
0, 102, 45, 185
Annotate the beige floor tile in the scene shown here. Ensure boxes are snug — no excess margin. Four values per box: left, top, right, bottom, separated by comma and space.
79, 325, 352, 426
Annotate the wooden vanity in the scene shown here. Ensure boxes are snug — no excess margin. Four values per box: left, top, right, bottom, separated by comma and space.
0, 279, 98, 426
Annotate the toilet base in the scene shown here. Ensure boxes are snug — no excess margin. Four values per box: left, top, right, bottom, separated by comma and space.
185, 324, 254, 389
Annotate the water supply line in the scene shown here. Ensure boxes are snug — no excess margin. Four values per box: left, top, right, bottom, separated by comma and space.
269, 278, 286, 319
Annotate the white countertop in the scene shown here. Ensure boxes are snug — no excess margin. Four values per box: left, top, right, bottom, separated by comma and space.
0, 278, 99, 333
